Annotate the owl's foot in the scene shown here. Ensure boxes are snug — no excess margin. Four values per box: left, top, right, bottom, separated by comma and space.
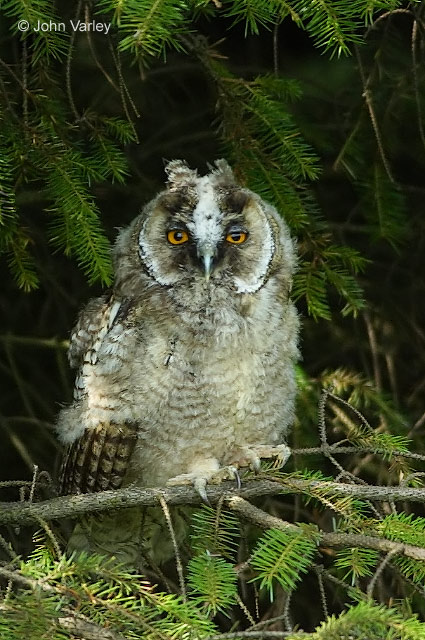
230, 444, 291, 473
167, 464, 240, 503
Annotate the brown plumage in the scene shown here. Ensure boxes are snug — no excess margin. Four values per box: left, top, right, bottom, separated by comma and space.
60, 421, 138, 494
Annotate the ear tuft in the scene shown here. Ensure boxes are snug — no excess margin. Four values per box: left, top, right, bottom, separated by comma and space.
207, 158, 237, 189
164, 159, 198, 190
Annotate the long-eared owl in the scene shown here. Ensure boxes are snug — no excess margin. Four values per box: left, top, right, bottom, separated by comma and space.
57, 159, 299, 565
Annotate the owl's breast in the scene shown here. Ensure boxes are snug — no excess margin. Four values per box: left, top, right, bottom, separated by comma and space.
123, 296, 297, 486
76, 289, 297, 487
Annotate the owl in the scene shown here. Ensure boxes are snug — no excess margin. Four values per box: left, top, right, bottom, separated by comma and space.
57, 159, 299, 566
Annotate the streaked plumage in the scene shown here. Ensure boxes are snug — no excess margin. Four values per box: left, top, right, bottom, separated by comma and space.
57, 159, 299, 565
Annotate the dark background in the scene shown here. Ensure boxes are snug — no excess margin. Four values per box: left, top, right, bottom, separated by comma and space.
1, 4, 424, 570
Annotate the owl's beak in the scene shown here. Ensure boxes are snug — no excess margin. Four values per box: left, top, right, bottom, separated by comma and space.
198, 246, 215, 281
201, 253, 213, 281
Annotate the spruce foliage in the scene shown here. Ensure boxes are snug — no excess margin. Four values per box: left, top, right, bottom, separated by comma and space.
1, 0, 425, 638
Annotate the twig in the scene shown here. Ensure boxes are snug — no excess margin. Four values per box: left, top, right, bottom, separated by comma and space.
273, 22, 279, 77
363, 312, 383, 393
367, 548, 399, 599
365, 8, 413, 38
226, 496, 425, 563
66, 0, 82, 120
292, 444, 425, 462
0, 532, 17, 560
22, 39, 28, 129
2, 478, 425, 526
85, 4, 119, 92
283, 588, 293, 632
29, 465, 38, 503
315, 566, 328, 620
205, 632, 305, 639
158, 494, 186, 601
237, 592, 256, 626
0, 335, 69, 349
412, 18, 425, 151
108, 40, 139, 143
0, 566, 127, 640
58, 615, 127, 640
355, 49, 394, 183
317, 389, 358, 480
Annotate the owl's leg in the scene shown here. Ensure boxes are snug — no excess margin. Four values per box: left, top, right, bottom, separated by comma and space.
229, 443, 291, 473
167, 458, 240, 503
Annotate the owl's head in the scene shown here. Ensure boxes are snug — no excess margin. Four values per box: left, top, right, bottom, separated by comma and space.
114, 160, 296, 299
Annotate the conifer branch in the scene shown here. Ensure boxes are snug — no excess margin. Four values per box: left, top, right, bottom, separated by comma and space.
58, 616, 128, 640
226, 496, 425, 563
2, 478, 425, 526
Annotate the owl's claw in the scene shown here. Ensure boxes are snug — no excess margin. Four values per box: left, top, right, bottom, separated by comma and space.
194, 477, 210, 504
251, 456, 261, 473
230, 444, 291, 472
166, 464, 241, 502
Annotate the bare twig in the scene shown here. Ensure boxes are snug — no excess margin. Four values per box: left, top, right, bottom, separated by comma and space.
367, 547, 399, 599
108, 40, 139, 142
0, 532, 17, 560
158, 494, 186, 601
412, 18, 425, 151
273, 22, 279, 77
365, 8, 413, 38
293, 444, 425, 463
363, 312, 383, 392
29, 465, 38, 503
66, 0, 82, 120
317, 389, 360, 481
0, 334, 68, 349
283, 588, 293, 632
22, 39, 28, 129
205, 632, 306, 639
85, 4, 119, 92
315, 566, 328, 620
237, 592, 256, 626
355, 49, 394, 183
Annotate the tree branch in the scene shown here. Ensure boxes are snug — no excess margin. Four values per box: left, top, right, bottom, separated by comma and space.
1, 477, 425, 526
58, 615, 127, 640
227, 496, 425, 562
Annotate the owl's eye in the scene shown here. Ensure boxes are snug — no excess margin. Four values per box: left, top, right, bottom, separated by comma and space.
226, 231, 247, 244
167, 230, 189, 245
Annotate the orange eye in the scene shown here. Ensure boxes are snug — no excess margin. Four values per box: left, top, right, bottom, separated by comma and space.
226, 231, 247, 244
167, 230, 189, 245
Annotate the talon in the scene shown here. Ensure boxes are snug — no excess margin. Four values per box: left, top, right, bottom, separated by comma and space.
166, 461, 244, 504
194, 477, 210, 505
225, 465, 241, 489
251, 456, 261, 473
230, 444, 292, 474
275, 445, 291, 468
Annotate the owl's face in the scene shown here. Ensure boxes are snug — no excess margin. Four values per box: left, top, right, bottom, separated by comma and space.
114, 160, 296, 299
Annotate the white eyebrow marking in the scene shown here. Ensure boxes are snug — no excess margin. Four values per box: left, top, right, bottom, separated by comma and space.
189, 176, 222, 251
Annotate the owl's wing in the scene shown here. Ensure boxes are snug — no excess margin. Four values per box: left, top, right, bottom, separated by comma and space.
59, 420, 138, 495
68, 291, 121, 371
60, 294, 138, 495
